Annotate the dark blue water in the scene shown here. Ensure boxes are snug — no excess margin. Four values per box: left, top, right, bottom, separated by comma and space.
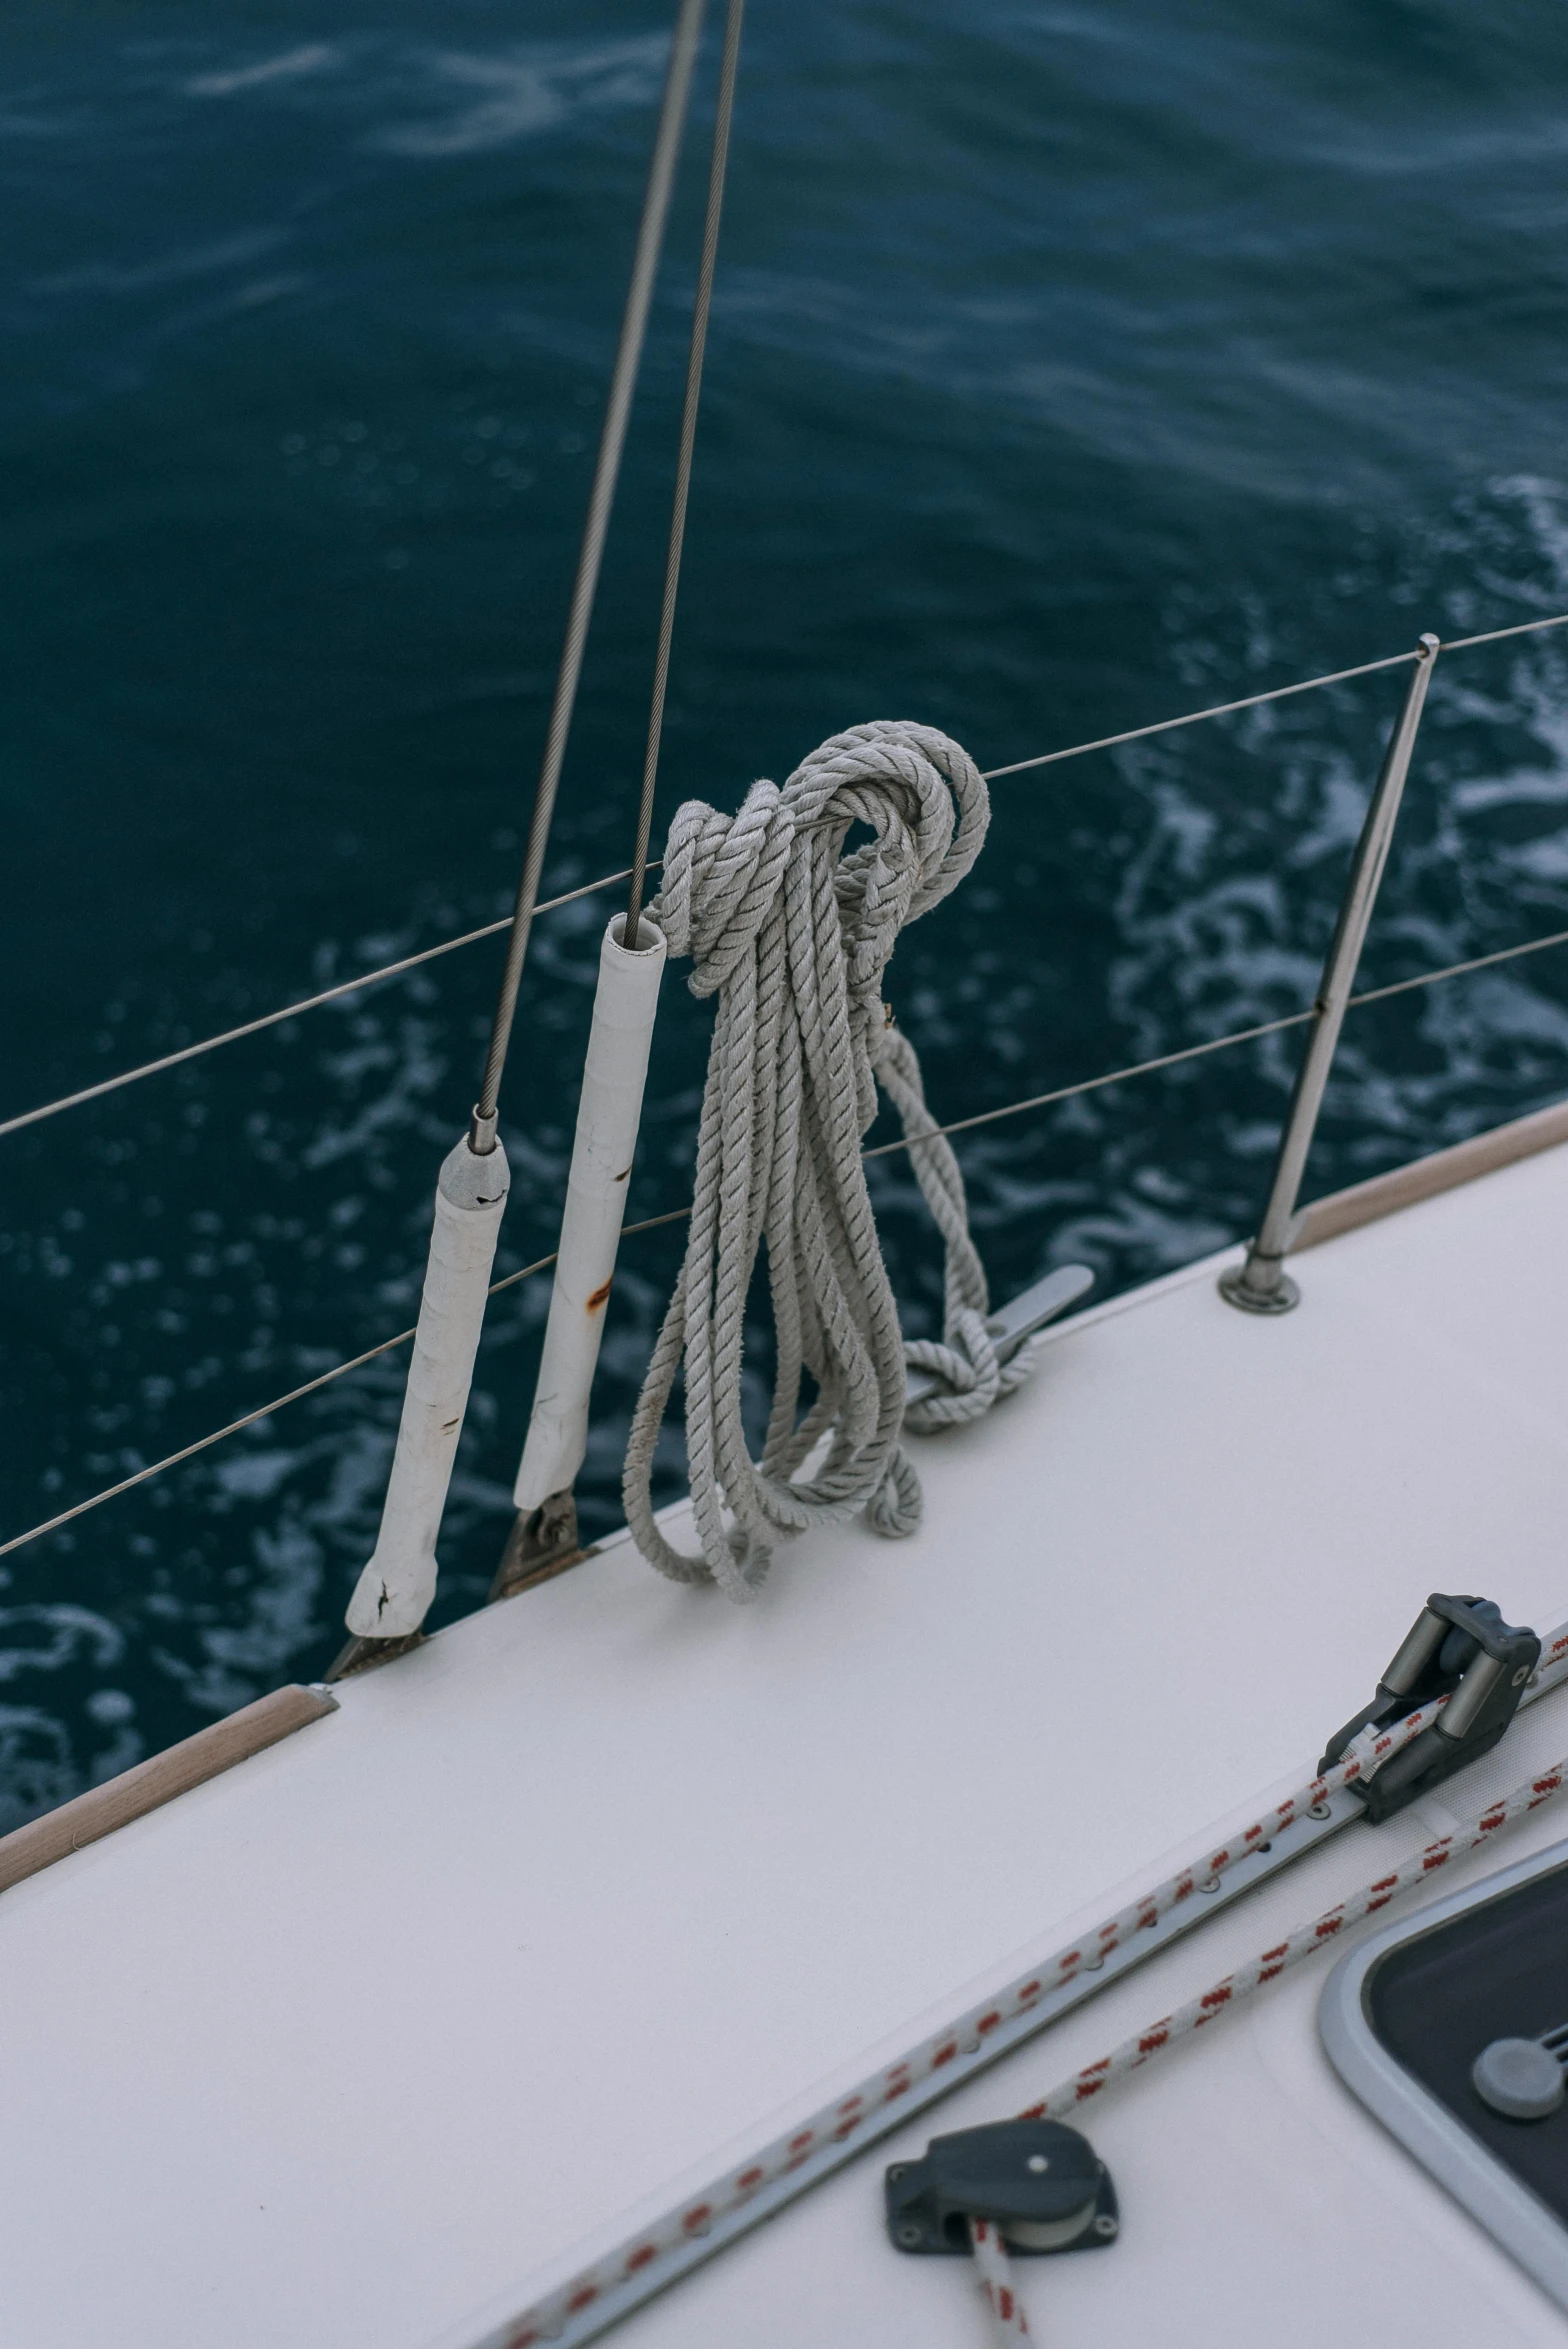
6, 0, 1568, 1823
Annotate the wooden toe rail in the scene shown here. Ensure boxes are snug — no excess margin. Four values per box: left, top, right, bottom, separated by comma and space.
0, 1681, 337, 1897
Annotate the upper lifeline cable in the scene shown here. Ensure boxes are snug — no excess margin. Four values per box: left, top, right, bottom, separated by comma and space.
622, 719, 1045, 1599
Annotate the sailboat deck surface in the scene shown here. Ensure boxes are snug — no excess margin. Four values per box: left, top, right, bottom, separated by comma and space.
6, 1139, 1568, 2349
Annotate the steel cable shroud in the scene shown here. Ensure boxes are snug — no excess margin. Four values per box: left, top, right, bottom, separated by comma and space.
470, 0, 708, 1139
625, 0, 747, 948
499, 0, 749, 1554
327, 0, 720, 1656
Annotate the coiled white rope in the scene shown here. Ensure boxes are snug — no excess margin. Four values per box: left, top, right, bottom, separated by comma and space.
621, 719, 1037, 1598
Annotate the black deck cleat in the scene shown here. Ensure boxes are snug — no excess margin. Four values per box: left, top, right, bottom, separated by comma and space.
885, 2119, 1117, 2256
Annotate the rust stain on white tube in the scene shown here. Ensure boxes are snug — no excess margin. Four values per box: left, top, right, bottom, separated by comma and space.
513, 914, 666, 1513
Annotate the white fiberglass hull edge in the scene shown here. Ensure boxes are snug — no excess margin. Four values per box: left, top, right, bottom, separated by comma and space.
4, 1138, 1568, 2348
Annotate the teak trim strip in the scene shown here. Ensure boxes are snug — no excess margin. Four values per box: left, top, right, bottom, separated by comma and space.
0, 1681, 337, 1896
1292, 1096, 1568, 1255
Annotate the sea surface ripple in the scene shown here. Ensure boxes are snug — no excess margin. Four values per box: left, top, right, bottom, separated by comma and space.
5, 0, 1568, 1817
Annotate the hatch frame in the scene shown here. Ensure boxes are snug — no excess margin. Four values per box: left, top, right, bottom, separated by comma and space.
1320, 1833, 1568, 2312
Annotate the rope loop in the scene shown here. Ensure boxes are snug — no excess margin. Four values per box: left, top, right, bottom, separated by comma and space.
622, 719, 1037, 1599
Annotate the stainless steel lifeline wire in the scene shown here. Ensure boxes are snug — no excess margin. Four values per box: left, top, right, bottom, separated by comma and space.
7, 611, 1568, 1146
8, 922, 1568, 1561
0, 871, 644, 1145
468, 0, 709, 1153
980, 648, 1420, 780
0, 1206, 694, 1562
626, 0, 747, 950
982, 610, 1568, 779
864, 920, 1568, 1158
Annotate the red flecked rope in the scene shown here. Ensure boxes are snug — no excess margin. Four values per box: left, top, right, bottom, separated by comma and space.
976, 1755, 1568, 2340
968, 2216, 1033, 2340
484, 1699, 1452, 2347
478, 1633, 1568, 2349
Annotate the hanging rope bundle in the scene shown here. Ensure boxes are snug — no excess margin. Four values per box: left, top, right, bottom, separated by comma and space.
622, 718, 1044, 1600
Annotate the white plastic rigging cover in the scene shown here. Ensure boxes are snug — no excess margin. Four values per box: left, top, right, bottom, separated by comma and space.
513, 913, 666, 1513
346, 1133, 510, 1637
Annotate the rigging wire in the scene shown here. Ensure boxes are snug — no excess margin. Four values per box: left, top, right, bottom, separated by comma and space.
978, 649, 1420, 781
865, 921, 1568, 1158
0, 1206, 694, 1562
0, 869, 645, 1145
978, 611, 1568, 782
626, 0, 747, 950
8, 607, 1568, 1147
861, 1007, 1317, 1158
8, 923, 1568, 1561
470, 0, 708, 1147
1441, 610, 1568, 654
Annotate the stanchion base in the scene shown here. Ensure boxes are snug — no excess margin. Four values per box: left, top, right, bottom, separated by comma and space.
325, 1630, 426, 1682
490, 1490, 585, 1603
1219, 1262, 1301, 1316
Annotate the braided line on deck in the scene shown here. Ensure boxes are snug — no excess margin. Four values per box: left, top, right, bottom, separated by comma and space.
470, 1687, 1474, 2348
980, 1753, 1568, 2334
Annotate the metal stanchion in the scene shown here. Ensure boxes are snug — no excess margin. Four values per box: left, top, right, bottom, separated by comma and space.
1220, 633, 1439, 1315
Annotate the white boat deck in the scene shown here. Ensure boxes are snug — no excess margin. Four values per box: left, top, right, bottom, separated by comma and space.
7, 1134, 1568, 2349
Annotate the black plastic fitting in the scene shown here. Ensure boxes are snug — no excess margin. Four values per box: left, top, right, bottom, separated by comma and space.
885, 2119, 1117, 2257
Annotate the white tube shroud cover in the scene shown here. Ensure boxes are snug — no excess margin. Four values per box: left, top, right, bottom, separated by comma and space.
345, 1136, 509, 1637
514, 914, 666, 1511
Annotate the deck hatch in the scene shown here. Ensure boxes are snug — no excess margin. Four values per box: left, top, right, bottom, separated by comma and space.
1322, 1837, 1568, 2309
